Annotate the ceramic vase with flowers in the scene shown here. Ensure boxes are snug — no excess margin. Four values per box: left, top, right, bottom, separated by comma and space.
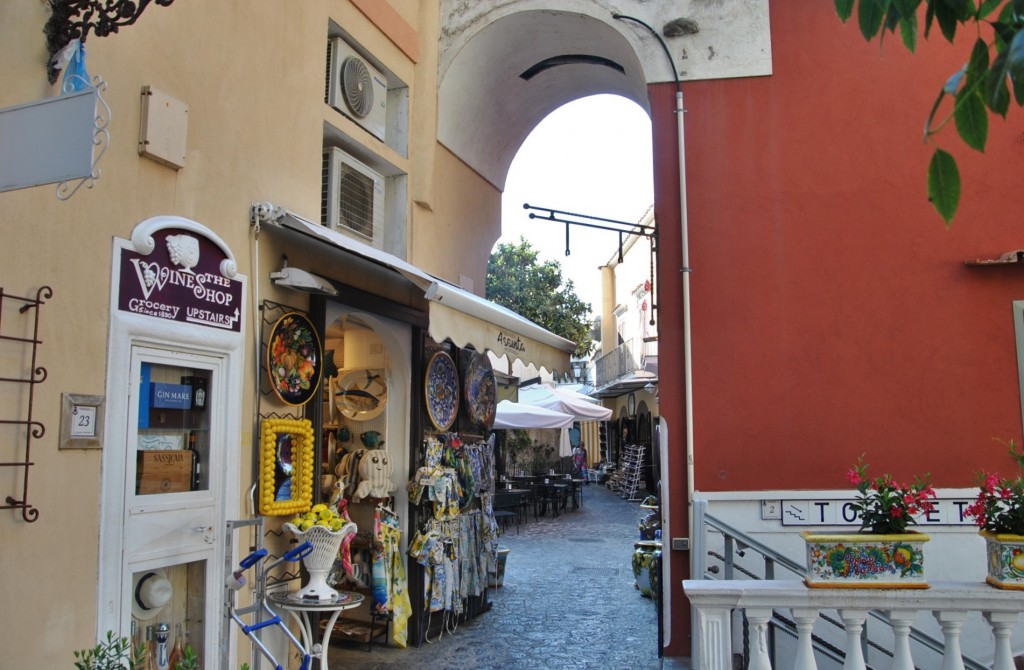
964, 439, 1024, 590
802, 455, 936, 589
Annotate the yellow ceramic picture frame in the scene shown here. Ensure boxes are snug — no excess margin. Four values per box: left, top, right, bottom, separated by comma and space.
258, 417, 315, 516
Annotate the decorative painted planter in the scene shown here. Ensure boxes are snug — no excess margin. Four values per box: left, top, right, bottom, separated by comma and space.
801, 531, 929, 589
632, 540, 661, 597
981, 531, 1024, 590
488, 547, 511, 588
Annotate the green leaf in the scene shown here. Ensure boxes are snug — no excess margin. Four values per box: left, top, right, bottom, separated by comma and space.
978, 0, 1004, 19
836, 0, 856, 22
859, 0, 891, 39
892, 0, 922, 17
985, 51, 1011, 114
953, 88, 988, 151
1007, 29, 1024, 86
933, 0, 960, 41
966, 38, 990, 85
900, 13, 919, 51
928, 149, 961, 226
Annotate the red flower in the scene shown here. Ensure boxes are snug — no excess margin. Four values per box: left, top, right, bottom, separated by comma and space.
846, 469, 861, 485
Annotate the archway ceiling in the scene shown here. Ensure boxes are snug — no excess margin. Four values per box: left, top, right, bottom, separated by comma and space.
438, 10, 650, 191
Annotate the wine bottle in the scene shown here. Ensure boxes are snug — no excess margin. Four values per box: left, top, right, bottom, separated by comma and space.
187, 431, 201, 491
144, 625, 156, 670
168, 623, 184, 670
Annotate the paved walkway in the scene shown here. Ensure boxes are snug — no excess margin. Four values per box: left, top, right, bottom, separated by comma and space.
327, 483, 688, 669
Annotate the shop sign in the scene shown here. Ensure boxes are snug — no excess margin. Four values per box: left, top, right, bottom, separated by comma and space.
150, 382, 192, 410
780, 498, 975, 527
118, 228, 242, 331
496, 329, 526, 357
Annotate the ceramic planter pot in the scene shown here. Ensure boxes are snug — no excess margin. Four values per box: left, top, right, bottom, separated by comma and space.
632, 540, 661, 597
981, 530, 1024, 590
802, 530, 929, 589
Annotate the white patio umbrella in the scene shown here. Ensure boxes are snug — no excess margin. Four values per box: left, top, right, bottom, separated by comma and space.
492, 399, 576, 429
518, 385, 613, 422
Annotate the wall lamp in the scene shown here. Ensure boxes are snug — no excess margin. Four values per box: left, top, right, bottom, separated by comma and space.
269, 260, 338, 296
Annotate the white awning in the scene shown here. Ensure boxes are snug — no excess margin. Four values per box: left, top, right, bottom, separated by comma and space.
263, 206, 576, 374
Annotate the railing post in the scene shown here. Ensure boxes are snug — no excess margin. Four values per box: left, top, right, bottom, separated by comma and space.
745, 607, 774, 670
694, 604, 734, 670
691, 496, 708, 666
838, 609, 867, 670
791, 607, 819, 670
887, 610, 918, 670
932, 610, 967, 670
983, 611, 1018, 670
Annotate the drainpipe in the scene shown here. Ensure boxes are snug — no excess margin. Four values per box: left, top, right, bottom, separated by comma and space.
676, 90, 694, 523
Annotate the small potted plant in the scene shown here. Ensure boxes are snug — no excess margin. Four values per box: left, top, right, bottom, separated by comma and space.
802, 455, 936, 588
964, 439, 1024, 589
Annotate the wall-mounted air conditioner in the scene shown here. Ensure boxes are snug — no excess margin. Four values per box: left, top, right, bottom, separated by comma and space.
326, 37, 387, 142
321, 147, 385, 247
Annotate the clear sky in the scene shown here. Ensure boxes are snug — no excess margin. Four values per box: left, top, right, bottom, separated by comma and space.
495, 94, 654, 317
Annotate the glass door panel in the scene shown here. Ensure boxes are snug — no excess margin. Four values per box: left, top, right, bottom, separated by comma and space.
135, 362, 211, 495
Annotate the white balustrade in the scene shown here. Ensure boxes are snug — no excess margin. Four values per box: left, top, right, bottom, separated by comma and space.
684, 580, 1024, 670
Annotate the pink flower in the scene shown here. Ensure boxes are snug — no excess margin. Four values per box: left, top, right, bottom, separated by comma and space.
846, 469, 861, 485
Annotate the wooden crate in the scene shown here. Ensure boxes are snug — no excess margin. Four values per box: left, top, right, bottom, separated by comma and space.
137, 449, 192, 494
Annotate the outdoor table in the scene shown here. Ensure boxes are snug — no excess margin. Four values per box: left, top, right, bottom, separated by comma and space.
268, 590, 364, 670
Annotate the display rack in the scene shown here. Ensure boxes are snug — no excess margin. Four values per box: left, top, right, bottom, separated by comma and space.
610, 443, 645, 501
1, 286, 51, 523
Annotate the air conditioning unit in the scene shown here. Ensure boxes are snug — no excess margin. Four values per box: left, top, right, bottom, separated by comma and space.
321, 147, 385, 246
326, 37, 387, 142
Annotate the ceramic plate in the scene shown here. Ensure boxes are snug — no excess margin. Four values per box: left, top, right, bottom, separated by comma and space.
464, 352, 496, 429
336, 369, 387, 421
267, 312, 323, 406
425, 351, 459, 431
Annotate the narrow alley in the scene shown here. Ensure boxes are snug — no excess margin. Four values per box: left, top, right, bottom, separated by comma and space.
328, 484, 676, 670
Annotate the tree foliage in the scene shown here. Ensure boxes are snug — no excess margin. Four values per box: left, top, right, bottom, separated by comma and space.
486, 238, 593, 358
835, 0, 1024, 225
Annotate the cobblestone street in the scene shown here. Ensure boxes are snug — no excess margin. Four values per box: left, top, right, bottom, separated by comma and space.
326, 483, 686, 670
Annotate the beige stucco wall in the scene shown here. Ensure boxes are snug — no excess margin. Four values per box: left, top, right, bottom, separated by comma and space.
0, 1, 509, 667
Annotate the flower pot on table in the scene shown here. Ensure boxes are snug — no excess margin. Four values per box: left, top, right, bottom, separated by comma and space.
802, 530, 929, 589
981, 530, 1024, 590
284, 521, 357, 600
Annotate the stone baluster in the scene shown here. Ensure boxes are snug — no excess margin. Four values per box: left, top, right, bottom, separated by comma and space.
886, 610, 918, 670
695, 604, 733, 670
791, 607, 819, 670
745, 607, 774, 670
984, 611, 1019, 670
933, 610, 967, 670
838, 609, 867, 670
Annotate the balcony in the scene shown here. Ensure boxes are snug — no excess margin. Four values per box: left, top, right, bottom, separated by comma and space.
687, 498, 1024, 669
591, 338, 656, 398
684, 579, 1024, 670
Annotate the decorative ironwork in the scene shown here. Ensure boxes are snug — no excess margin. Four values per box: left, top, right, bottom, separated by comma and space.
1, 286, 52, 523
56, 76, 110, 200
44, 0, 176, 83
523, 203, 659, 323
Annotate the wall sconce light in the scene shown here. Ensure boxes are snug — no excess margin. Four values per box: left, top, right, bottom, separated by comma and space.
270, 262, 338, 296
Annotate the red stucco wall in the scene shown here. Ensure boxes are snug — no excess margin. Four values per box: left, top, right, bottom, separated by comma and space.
656, 3, 1024, 497
653, 4, 1024, 656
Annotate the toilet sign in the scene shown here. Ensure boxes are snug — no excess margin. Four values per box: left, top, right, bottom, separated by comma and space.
117, 228, 242, 331
779, 498, 976, 527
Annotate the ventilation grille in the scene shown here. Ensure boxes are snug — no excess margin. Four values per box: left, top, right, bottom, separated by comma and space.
341, 57, 374, 118
321, 147, 384, 246
326, 37, 387, 142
